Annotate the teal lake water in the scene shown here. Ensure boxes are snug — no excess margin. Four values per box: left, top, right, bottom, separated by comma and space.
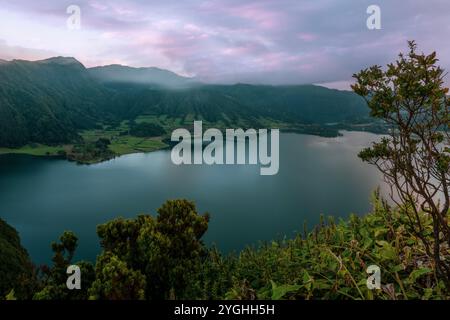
0, 132, 384, 264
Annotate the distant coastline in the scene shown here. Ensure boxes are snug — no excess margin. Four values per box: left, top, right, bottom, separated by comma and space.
0, 125, 387, 165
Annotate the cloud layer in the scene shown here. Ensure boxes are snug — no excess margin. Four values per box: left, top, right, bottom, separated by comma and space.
0, 0, 449, 88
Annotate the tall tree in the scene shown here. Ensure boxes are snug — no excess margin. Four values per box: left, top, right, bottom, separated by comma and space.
34, 231, 95, 300
91, 199, 210, 299
352, 41, 450, 284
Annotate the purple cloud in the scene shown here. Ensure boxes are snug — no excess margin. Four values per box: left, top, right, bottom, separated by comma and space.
0, 0, 449, 88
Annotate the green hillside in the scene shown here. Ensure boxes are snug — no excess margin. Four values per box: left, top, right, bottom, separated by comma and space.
0, 218, 33, 298
0, 57, 111, 147
0, 57, 373, 157
89, 64, 195, 89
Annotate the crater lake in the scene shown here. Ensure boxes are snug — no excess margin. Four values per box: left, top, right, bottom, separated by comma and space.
0, 131, 385, 264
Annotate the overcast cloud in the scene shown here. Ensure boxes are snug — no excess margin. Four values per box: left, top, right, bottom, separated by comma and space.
0, 0, 449, 88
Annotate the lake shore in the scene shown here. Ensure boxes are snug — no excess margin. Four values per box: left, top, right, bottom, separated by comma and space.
0, 122, 387, 164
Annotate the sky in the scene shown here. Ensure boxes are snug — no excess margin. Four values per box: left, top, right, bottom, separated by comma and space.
0, 0, 449, 89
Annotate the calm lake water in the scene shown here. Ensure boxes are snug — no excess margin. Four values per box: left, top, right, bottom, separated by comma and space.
0, 131, 384, 264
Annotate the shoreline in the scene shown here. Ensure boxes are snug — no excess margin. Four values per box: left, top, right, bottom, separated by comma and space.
0, 128, 386, 165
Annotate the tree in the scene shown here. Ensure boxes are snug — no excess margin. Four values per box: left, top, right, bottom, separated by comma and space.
92, 199, 210, 299
88, 253, 146, 300
142, 199, 210, 299
352, 41, 450, 284
34, 231, 95, 300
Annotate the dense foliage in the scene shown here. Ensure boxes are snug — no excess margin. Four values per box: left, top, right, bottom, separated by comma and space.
0, 218, 33, 298
105, 83, 370, 126
33, 232, 95, 300
0, 57, 110, 147
128, 122, 166, 137
223, 193, 449, 300
88, 199, 209, 300
66, 138, 115, 163
2, 195, 449, 300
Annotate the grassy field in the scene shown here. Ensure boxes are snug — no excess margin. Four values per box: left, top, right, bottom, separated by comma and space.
80, 119, 169, 156
0, 115, 377, 162
109, 136, 168, 155
0, 119, 169, 160
0, 144, 67, 156
0, 116, 305, 160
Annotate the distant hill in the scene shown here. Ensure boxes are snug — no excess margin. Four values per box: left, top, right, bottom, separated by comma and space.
207, 84, 368, 124
0, 57, 111, 147
89, 64, 197, 89
0, 56, 370, 147
106, 83, 369, 125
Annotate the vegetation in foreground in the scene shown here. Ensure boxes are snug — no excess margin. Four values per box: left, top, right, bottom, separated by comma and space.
1, 195, 449, 300
353, 41, 450, 285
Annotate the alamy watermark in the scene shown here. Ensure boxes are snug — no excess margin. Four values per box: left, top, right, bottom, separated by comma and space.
170, 121, 279, 176
66, 265, 81, 290
66, 5, 81, 30
64, 4, 380, 31
366, 265, 381, 290
367, 5, 381, 30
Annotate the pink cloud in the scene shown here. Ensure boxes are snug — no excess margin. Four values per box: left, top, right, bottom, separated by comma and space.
297, 32, 317, 42
224, 3, 285, 30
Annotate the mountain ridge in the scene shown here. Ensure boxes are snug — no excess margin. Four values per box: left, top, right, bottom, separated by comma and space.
89, 64, 197, 89
0, 56, 371, 148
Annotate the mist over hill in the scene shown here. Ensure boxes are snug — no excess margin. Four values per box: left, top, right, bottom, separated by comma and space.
0, 57, 370, 147
89, 64, 197, 89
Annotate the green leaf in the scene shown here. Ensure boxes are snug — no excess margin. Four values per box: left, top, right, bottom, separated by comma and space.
270, 281, 302, 300
5, 289, 16, 301
409, 268, 432, 283
375, 240, 397, 260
